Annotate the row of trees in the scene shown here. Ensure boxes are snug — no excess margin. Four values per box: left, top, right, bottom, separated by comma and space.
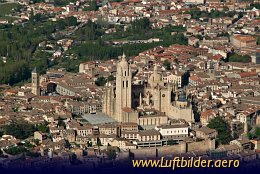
64, 19, 187, 72
186, 8, 238, 19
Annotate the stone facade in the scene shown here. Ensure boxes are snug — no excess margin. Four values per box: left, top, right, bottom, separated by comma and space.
103, 54, 194, 124
31, 68, 40, 96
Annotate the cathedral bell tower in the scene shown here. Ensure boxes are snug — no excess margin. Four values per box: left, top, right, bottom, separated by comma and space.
115, 53, 132, 122
31, 67, 40, 96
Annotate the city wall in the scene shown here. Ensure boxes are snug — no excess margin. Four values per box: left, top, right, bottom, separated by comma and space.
127, 139, 215, 159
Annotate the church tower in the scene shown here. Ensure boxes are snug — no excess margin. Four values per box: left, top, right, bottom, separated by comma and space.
31, 67, 40, 96
115, 53, 132, 122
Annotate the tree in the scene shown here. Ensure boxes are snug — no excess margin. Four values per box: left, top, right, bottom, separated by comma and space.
229, 54, 251, 63
4, 146, 27, 155
53, 0, 77, 6
167, 140, 177, 145
84, 1, 99, 11
65, 16, 78, 26
163, 60, 171, 70
207, 117, 232, 145
57, 117, 66, 128
26, 151, 40, 157
0, 130, 3, 137
32, 139, 40, 146
107, 75, 115, 81
24, 141, 35, 148
30, 13, 47, 22
107, 147, 117, 160
95, 77, 107, 86
97, 138, 102, 146
37, 122, 49, 133
255, 127, 260, 137
3, 120, 36, 139
130, 18, 150, 32
87, 141, 92, 147
64, 140, 71, 148
247, 132, 255, 139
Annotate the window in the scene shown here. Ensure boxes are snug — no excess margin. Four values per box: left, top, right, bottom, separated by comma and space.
123, 81, 124, 88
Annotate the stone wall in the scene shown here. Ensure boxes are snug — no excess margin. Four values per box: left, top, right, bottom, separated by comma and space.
128, 139, 215, 159
130, 148, 157, 159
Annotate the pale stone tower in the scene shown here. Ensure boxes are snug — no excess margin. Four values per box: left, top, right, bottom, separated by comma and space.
115, 53, 132, 122
103, 83, 115, 117
31, 67, 40, 96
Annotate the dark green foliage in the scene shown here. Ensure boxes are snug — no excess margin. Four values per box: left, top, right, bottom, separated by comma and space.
167, 140, 177, 145
70, 31, 187, 61
74, 20, 104, 41
0, 130, 3, 137
30, 13, 48, 23
207, 117, 232, 144
186, 8, 238, 19
107, 147, 117, 160
255, 127, 260, 137
0, 17, 72, 85
248, 3, 260, 9
248, 127, 260, 139
217, 32, 229, 37
53, 0, 77, 6
0, 17, 187, 85
0, 60, 30, 85
195, 35, 203, 40
87, 141, 92, 147
26, 151, 40, 157
107, 75, 115, 81
4, 146, 27, 155
163, 60, 171, 70
247, 132, 255, 139
229, 54, 251, 63
65, 139, 71, 148
33, 139, 40, 146
65, 16, 78, 26
84, 1, 99, 11
3, 120, 36, 139
31, 0, 45, 3
24, 141, 35, 148
37, 122, 49, 133
110, 0, 124, 2
163, 25, 186, 33
97, 138, 102, 146
130, 18, 150, 33
57, 117, 66, 128
95, 77, 107, 86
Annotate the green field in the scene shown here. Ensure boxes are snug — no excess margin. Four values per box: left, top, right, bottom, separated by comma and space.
0, 3, 20, 22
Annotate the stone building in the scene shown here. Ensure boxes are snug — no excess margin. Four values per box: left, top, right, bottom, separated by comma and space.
31, 67, 40, 96
231, 34, 256, 49
103, 54, 194, 125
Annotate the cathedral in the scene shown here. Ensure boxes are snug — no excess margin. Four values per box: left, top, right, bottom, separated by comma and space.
103, 54, 194, 128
